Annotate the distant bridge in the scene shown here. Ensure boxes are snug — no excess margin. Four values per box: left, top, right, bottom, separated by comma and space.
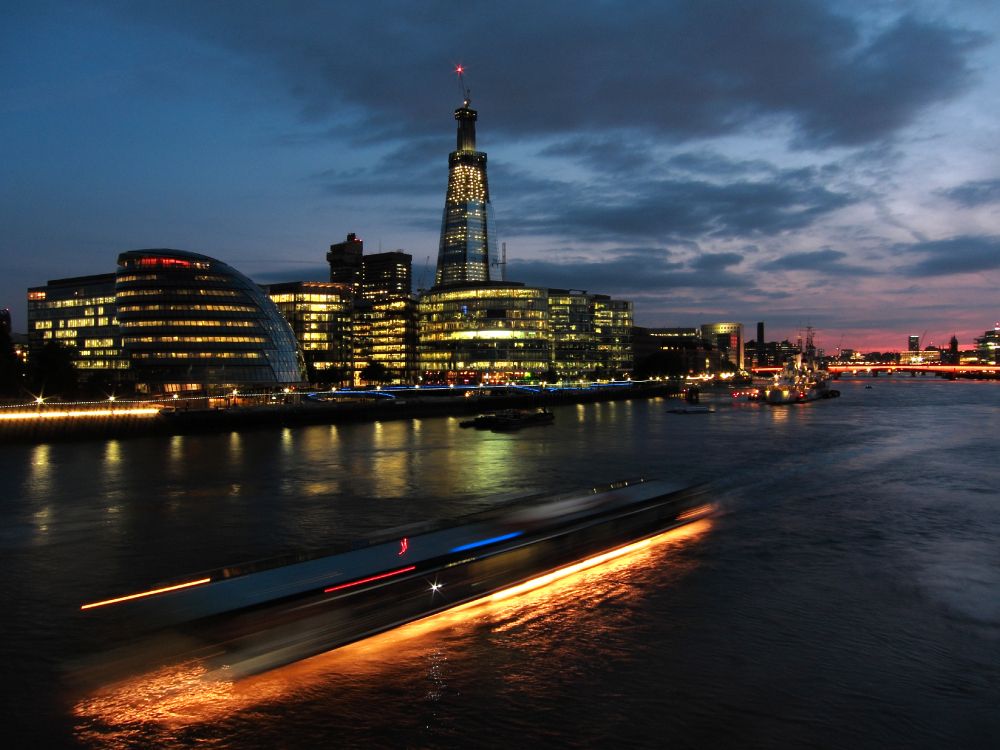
752, 364, 998, 376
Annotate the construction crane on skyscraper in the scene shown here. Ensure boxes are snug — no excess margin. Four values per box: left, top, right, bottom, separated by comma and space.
455, 64, 471, 104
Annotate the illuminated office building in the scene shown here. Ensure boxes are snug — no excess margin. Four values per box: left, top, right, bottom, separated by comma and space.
26, 273, 125, 376
418, 87, 635, 382
434, 91, 495, 287
353, 251, 418, 384
593, 296, 633, 377
975, 325, 999, 363
547, 290, 599, 379
418, 283, 550, 383
547, 290, 633, 380
701, 322, 744, 370
116, 249, 304, 393
267, 281, 353, 386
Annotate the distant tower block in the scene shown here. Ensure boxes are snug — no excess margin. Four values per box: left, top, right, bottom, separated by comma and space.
434, 67, 495, 288
328, 233, 364, 292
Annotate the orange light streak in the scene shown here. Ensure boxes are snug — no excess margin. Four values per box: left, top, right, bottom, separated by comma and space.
81, 577, 212, 610
488, 534, 663, 603
675, 503, 713, 520
0, 408, 160, 421
72, 519, 712, 733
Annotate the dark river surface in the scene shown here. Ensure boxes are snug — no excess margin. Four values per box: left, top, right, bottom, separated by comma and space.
2, 378, 998, 748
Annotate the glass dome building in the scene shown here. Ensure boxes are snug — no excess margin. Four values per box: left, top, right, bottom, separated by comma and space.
116, 249, 304, 393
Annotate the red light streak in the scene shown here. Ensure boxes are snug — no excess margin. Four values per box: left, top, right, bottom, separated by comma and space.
136, 256, 194, 268
81, 577, 212, 610
398, 537, 409, 556
324, 565, 416, 594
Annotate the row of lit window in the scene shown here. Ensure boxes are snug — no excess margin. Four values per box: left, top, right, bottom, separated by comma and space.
117, 288, 242, 298
28, 295, 115, 307
122, 336, 267, 344
130, 351, 264, 359
270, 294, 351, 304
117, 304, 256, 313
76, 360, 129, 369
118, 273, 230, 283
120, 319, 257, 328
417, 358, 550, 370
423, 288, 546, 303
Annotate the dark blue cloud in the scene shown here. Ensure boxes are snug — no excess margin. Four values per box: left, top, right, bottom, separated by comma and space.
691, 252, 743, 271
105, 1, 984, 148
757, 248, 867, 275
507, 255, 753, 295
938, 178, 1000, 207
505, 173, 852, 242
902, 236, 1000, 276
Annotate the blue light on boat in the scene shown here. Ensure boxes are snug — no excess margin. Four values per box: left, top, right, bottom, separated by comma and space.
450, 531, 523, 553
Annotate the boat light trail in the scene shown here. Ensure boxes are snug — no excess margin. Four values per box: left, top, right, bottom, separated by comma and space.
324, 565, 416, 594
450, 531, 523, 553
81, 577, 212, 610
675, 504, 713, 521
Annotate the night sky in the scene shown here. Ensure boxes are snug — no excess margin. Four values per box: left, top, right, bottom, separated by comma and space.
3, 1, 999, 351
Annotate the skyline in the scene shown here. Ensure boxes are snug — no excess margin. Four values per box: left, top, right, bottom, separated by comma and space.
3, 1, 999, 351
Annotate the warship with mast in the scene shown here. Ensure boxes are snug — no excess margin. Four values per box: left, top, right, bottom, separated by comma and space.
763, 327, 840, 404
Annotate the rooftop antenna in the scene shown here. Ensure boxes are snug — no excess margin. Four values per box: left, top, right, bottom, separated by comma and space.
455, 64, 471, 105
417, 255, 431, 294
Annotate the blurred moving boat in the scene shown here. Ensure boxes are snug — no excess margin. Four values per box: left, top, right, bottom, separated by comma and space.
76, 478, 712, 680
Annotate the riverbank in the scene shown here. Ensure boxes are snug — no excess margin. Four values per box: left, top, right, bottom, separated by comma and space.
0, 381, 680, 443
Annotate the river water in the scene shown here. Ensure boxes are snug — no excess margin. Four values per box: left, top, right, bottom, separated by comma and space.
2, 378, 998, 748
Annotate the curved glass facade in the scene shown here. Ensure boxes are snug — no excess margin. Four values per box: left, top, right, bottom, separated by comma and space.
116, 249, 304, 392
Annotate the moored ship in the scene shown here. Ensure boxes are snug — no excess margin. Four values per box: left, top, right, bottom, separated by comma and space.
763, 328, 840, 404
763, 357, 833, 403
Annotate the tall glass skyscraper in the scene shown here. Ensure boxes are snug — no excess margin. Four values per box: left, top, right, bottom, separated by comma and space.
434, 93, 495, 287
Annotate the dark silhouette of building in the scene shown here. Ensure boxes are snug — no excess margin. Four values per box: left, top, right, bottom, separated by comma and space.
945, 335, 960, 364
361, 251, 412, 301
632, 327, 705, 376
327, 233, 364, 291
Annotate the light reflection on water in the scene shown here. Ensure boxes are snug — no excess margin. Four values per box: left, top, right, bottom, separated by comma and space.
2, 379, 999, 748
72, 520, 711, 746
